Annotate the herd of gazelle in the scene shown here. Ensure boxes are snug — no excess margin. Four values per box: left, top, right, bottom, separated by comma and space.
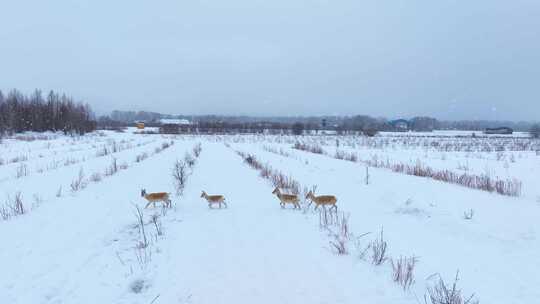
272, 187, 338, 210
141, 188, 337, 210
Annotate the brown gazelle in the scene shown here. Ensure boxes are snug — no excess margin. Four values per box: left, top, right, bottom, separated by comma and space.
306, 190, 337, 211
200, 191, 227, 208
141, 189, 171, 208
272, 187, 300, 209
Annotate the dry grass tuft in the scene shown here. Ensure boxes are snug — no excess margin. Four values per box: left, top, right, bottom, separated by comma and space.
293, 142, 324, 154
424, 272, 478, 304
391, 256, 417, 290
370, 228, 388, 266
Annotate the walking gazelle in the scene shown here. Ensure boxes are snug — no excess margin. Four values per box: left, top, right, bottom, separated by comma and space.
141, 189, 172, 208
200, 191, 228, 208
272, 187, 301, 209
306, 190, 338, 211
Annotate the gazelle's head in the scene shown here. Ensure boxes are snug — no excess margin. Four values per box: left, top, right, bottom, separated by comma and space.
272, 187, 280, 195
200, 191, 206, 198
306, 190, 314, 199
141, 189, 146, 197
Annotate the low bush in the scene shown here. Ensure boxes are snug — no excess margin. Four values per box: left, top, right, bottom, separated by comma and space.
89, 172, 103, 183
15, 163, 28, 178
172, 160, 188, 196
424, 272, 478, 304
193, 143, 202, 157
391, 256, 417, 290
335, 150, 358, 162
293, 142, 324, 154
365, 159, 522, 197
370, 229, 388, 266
70, 168, 87, 192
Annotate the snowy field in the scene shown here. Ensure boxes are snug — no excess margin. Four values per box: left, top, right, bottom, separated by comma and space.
1, 129, 539, 303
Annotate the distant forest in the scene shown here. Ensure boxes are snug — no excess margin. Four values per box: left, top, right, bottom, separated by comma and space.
0, 89, 96, 136
102, 110, 538, 133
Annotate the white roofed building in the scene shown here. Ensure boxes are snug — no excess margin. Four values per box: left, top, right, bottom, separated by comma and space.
159, 118, 191, 125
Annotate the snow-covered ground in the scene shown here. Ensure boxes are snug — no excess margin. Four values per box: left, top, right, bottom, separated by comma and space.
1, 131, 539, 303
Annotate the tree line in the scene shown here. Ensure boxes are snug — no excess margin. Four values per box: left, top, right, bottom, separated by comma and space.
0, 89, 96, 136
98, 109, 540, 137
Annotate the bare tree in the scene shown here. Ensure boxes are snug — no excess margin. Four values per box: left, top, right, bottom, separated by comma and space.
172, 160, 188, 196
0, 88, 96, 135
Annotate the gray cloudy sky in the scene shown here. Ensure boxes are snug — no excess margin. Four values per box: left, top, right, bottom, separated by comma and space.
1, 0, 539, 120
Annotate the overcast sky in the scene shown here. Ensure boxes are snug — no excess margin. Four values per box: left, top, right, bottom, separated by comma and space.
1, 0, 539, 120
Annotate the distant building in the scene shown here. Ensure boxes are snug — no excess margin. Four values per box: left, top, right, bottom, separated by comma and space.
388, 119, 409, 132
159, 118, 191, 125
159, 123, 180, 134
135, 122, 145, 129
158, 118, 192, 134
484, 127, 513, 135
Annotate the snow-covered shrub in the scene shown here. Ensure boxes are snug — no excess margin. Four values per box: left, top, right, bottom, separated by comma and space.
327, 212, 351, 255
364, 158, 522, 196
96, 146, 110, 157
150, 214, 163, 236
463, 209, 474, 220
63, 158, 79, 166
15, 163, 28, 178
193, 143, 202, 157
32, 194, 43, 209
238, 151, 301, 197
391, 256, 417, 290
135, 152, 148, 162
424, 272, 478, 304
263, 145, 291, 157
119, 162, 129, 170
0, 192, 26, 220
70, 168, 87, 192
9, 192, 25, 216
161, 142, 169, 149
133, 205, 148, 249
129, 278, 147, 294
89, 172, 102, 183
270, 171, 300, 195
172, 160, 188, 196
10, 155, 28, 163
293, 142, 324, 154
318, 203, 339, 229
104, 157, 118, 176
335, 150, 358, 162
184, 152, 196, 168
370, 229, 388, 266
0, 205, 10, 220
